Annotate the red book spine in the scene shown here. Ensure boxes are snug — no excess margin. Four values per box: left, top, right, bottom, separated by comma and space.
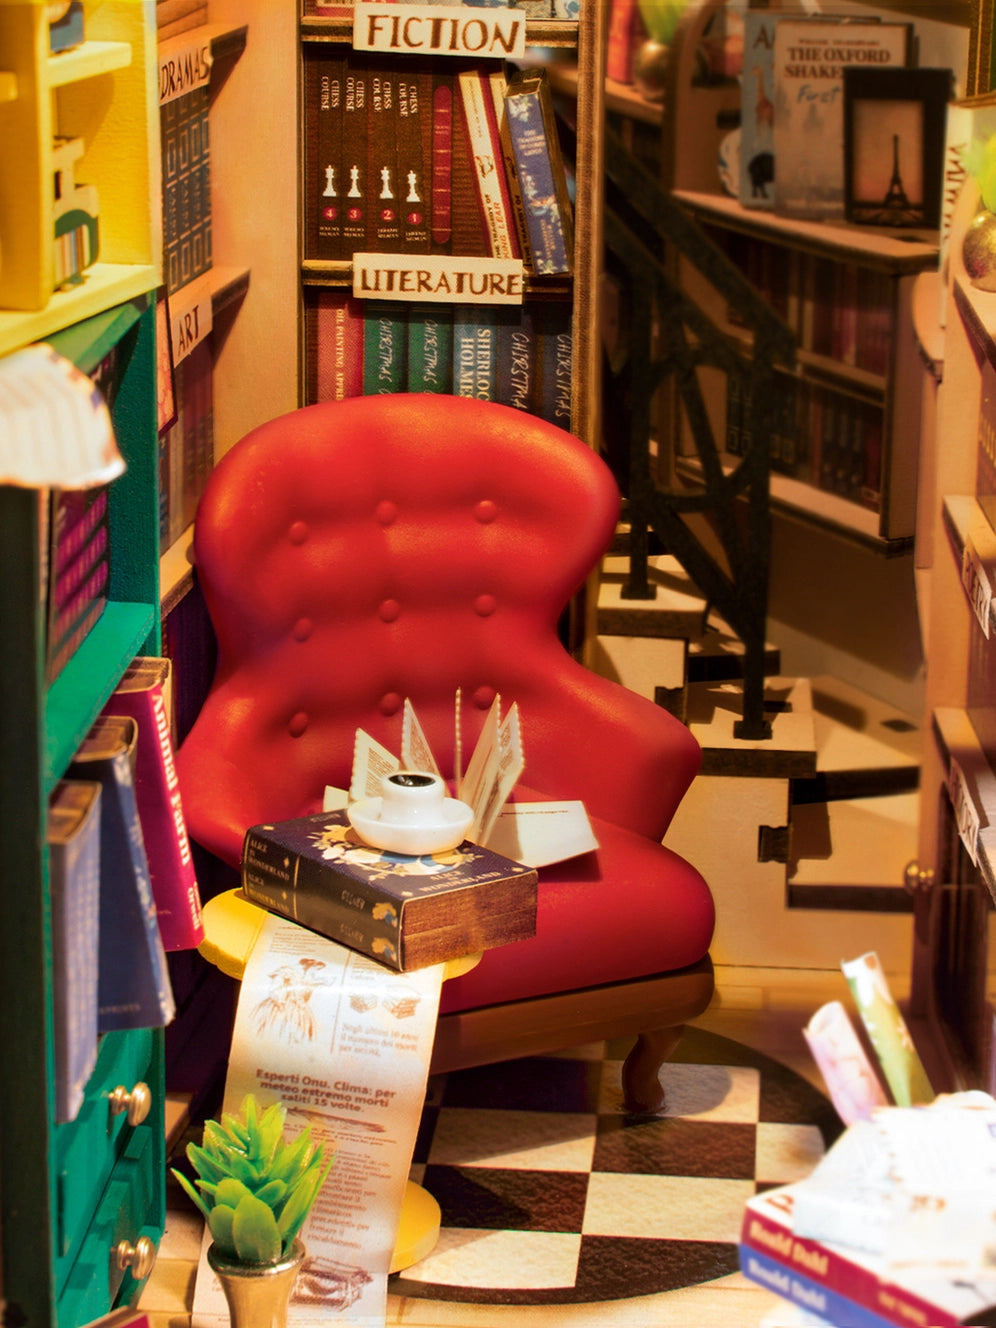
311, 289, 365, 403
741, 1193, 963, 1328
104, 662, 204, 952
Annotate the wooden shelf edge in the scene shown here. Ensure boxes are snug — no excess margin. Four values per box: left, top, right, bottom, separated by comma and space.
0, 265, 160, 359
931, 705, 996, 905
160, 526, 195, 616
48, 38, 132, 89
674, 188, 940, 270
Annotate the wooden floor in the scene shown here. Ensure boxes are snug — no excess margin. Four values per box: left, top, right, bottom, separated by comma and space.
139, 962, 850, 1328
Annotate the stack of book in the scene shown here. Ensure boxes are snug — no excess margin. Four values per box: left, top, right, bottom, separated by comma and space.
49, 657, 206, 1124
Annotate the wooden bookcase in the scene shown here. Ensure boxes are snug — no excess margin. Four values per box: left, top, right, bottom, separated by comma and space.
296, 6, 606, 446
670, 189, 937, 553
910, 179, 996, 1090
0, 5, 169, 1324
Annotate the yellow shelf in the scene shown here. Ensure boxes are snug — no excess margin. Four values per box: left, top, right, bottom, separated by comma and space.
47, 37, 132, 87
0, 261, 159, 356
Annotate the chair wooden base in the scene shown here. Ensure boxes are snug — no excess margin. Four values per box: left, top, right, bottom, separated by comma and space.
431, 955, 715, 1113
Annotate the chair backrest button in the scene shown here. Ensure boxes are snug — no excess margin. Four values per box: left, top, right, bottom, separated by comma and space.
379, 598, 400, 622
474, 594, 497, 617
474, 499, 498, 524
288, 711, 309, 738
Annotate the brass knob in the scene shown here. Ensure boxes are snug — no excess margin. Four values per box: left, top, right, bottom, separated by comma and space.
115, 1235, 156, 1281
108, 1081, 152, 1126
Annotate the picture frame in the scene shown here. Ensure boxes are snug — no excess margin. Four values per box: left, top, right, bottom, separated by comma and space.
843, 66, 952, 229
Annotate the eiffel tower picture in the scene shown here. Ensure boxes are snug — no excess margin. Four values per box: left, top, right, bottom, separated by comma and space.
881, 134, 912, 212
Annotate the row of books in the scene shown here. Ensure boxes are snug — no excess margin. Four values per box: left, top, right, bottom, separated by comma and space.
160, 78, 212, 295
709, 226, 895, 379
727, 373, 884, 513
306, 289, 573, 425
42, 340, 125, 685
303, 53, 573, 275
49, 658, 204, 1124
159, 338, 214, 554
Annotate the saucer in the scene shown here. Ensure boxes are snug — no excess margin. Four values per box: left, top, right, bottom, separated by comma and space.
347, 796, 474, 855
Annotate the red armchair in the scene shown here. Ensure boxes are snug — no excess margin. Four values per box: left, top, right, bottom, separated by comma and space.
176, 393, 714, 1111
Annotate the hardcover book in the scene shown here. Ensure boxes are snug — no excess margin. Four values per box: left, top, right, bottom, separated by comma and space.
408, 302, 454, 392
308, 289, 365, 403
740, 1181, 996, 1328
453, 305, 498, 401
48, 779, 102, 1122
363, 301, 408, 394
342, 55, 369, 255
45, 485, 109, 683
104, 657, 204, 952
495, 304, 535, 412
306, 50, 345, 260
772, 18, 911, 220
503, 68, 574, 275
458, 65, 519, 259
68, 716, 175, 1031
241, 809, 538, 972
160, 79, 211, 290
367, 58, 402, 251
396, 61, 430, 252
534, 299, 573, 426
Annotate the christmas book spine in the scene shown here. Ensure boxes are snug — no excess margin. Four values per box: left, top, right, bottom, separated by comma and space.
48, 779, 102, 1122
68, 717, 176, 1031
408, 303, 454, 393
104, 657, 204, 952
241, 810, 538, 973
363, 301, 408, 395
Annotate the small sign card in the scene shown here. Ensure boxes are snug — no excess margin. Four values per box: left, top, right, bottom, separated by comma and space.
352, 2, 527, 60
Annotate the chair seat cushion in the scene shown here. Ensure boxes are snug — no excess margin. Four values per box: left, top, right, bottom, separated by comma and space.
438, 811, 715, 1013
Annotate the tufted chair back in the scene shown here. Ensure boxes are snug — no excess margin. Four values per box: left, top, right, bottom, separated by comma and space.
179, 393, 701, 861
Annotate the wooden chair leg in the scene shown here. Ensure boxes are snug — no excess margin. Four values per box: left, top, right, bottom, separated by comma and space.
621, 1025, 685, 1113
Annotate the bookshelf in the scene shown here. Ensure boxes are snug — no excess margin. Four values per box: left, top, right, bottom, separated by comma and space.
297, 6, 606, 446
910, 178, 996, 1089
0, 5, 170, 1324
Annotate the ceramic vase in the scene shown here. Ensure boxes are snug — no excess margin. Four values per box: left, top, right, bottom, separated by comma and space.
207, 1239, 306, 1328
962, 208, 996, 293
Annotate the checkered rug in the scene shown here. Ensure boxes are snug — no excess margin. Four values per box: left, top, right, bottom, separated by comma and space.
390, 1027, 842, 1306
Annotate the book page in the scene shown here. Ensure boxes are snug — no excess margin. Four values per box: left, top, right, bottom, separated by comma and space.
400, 698, 441, 778
350, 729, 400, 802
485, 800, 598, 868
190, 914, 444, 1327
457, 695, 501, 824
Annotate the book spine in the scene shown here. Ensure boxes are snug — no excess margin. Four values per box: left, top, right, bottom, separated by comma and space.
47, 596, 106, 684
363, 302, 408, 395
342, 55, 368, 256
242, 829, 405, 971
740, 1246, 898, 1328
48, 781, 102, 1123
741, 1200, 962, 1328
458, 65, 518, 259
105, 672, 205, 952
430, 63, 454, 253
534, 300, 573, 427
52, 486, 108, 575
607, 0, 640, 84
489, 67, 531, 265
47, 558, 108, 670
495, 305, 535, 412
408, 303, 453, 393
309, 51, 344, 260
70, 742, 175, 1030
309, 289, 365, 403
453, 306, 498, 401
504, 73, 574, 275
367, 59, 402, 251
396, 61, 430, 252
449, 65, 490, 257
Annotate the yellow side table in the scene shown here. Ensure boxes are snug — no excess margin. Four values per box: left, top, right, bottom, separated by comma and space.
198, 889, 480, 1273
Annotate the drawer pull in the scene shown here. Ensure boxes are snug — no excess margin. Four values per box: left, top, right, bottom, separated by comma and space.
115, 1235, 157, 1280
108, 1082, 152, 1126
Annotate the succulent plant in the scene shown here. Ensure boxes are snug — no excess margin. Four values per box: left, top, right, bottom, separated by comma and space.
171, 1094, 333, 1265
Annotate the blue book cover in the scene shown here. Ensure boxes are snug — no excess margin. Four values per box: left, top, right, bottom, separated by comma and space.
69, 717, 175, 1032
495, 305, 536, 413
48, 779, 102, 1122
242, 809, 537, 972
740, 1245, 897, 1328
503, 69, 573, 275
534, 300, 573, 428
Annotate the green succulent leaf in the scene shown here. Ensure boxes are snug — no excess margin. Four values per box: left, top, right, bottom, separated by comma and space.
277, 1150, 334, 1249
232, 1193, 282, 1264
185, 1142, 231, 1187
215, 1177, 255, 1210
255, 1179, 288, 1210
208, 1204, 237, 1258
267, 1127, 316, 1189
170, 1168, 212, 1223
254, 1101, 288, 1164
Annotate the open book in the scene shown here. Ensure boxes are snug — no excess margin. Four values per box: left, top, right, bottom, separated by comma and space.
324, 693, 598, 868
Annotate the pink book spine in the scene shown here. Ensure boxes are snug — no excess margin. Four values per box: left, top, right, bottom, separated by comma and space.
105, 672, 204, 951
